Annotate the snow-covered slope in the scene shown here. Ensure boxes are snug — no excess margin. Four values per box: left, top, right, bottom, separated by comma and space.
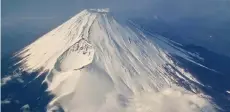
15, 9, 216, 112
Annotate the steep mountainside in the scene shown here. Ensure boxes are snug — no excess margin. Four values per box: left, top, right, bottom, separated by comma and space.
15, 9, 216, 112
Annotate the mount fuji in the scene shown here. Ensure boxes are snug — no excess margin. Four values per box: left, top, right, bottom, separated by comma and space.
12, 9, 218, 112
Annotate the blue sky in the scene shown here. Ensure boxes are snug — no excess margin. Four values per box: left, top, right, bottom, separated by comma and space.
2, 0, 230, 22
2, 0, 230, 56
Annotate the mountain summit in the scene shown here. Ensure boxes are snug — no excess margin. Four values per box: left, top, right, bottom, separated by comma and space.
16, 9, 215, 112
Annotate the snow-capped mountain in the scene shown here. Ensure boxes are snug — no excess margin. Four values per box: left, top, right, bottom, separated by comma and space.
15, 9, 216, 112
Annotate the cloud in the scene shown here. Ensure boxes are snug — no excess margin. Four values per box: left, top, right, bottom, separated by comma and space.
1, 70, 23, 86
20, 104, 31, 112
1, 99, 11, 105
127, 87, 215, 112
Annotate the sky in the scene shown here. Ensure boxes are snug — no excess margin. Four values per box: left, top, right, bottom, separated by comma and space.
2, 0, 230, 22
2, 0, 230, 56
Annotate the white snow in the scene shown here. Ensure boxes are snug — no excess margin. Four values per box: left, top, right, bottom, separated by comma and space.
16, 9, 216, 112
